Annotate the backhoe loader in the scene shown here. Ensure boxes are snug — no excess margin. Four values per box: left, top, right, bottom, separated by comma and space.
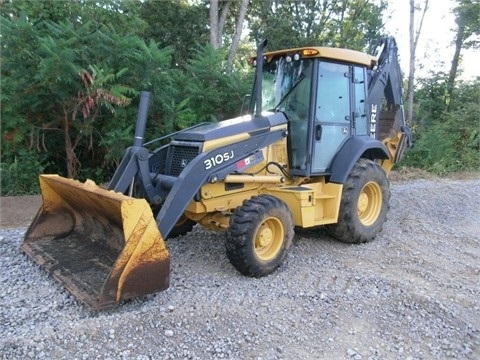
22, 36, 412, 310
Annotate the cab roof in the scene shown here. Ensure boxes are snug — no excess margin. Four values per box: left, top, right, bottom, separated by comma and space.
257, 46, 378, 68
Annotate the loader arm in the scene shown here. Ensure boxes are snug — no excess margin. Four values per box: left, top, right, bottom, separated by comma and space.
107, 91, 161, 205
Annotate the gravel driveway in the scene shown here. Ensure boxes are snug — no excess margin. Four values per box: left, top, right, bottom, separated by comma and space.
1, 176, 479, 359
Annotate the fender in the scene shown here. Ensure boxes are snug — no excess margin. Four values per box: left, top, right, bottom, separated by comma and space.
329, 135, 389, 184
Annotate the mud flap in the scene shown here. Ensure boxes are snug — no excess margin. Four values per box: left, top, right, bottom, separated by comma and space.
21, 174, 170, 311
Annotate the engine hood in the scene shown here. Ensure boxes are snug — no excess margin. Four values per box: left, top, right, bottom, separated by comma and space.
173, 112, 288, 142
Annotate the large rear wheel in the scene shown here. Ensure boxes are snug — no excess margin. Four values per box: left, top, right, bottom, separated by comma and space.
226, 195, 294, 277
326, 158, 390, 243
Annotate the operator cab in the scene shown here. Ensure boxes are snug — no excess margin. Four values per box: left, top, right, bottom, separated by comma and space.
252, 47, 376, 177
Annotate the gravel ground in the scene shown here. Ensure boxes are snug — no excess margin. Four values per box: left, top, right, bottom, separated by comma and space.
1, 177, 479, 360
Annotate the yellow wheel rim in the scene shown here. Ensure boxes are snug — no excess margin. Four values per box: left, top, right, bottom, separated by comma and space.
175, 215, 189, 227
254, 217, 284, 261
357, 181, 382, 226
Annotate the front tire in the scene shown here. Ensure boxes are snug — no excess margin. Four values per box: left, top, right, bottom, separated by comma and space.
226, 195, 294, 277
167, 215, 196, 239
326, 158, 390, 243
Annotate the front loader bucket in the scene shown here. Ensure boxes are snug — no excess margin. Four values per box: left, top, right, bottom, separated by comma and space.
22, 174, 170, 310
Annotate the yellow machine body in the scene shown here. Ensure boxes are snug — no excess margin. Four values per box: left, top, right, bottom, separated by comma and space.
21, 37, 411, 310
185, 138, 345, 231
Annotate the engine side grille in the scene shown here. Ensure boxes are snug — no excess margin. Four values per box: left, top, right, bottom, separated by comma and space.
166, 143, 201, 176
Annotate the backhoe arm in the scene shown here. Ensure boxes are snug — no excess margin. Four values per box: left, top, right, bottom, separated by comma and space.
367, 36, 413, 166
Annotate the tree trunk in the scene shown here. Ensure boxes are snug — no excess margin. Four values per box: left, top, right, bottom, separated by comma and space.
407, 0, 415, 125
407, 0, 429, 126
62, 111, 79, 178
445, 24, 464, 111
226, 0, 249, 73
209, 0, 220, 49
209, 0, 231, 49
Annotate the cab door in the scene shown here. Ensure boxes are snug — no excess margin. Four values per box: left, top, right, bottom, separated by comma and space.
311, 62, 351, 173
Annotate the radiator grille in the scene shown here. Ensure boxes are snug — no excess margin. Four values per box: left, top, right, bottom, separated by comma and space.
167, 144, 200, 176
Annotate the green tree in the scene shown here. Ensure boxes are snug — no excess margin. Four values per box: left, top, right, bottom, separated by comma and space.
0, 0, 146, 34
139, 0, 209, 68
248, 0, 387, 51
180, 44, 252, 122
445, 0, 480, 109
401, 78, 479, 174
1, 17, 135, 178
1, 4, 176, 182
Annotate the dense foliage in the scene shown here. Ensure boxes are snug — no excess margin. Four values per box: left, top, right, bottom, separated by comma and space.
247, 0, 387, 50
1, 0, 478, 195
1, 0, 251, 194
401, 75, 479, 175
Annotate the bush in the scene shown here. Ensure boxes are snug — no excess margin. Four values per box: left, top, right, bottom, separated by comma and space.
401, 79, 480, 175
0, 149, 46, 196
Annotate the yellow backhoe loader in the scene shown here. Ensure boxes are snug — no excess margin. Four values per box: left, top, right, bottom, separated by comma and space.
22, 37, 412, 310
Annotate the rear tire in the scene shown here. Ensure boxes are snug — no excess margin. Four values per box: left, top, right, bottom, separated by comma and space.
326, 158, 390, 243
226, 195, 294, 277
